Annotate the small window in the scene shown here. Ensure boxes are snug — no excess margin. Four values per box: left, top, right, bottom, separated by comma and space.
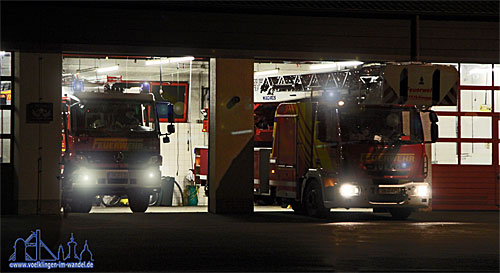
0, 81, 11, 105
461, 90, 491, 112
1, 52, 11, 76
432, 105, 457, 112
1, 110, 11, 135
461, 143, 492, 165
317, 104, 338, 143
431, 142, 458, 164
494, 64, 500, 86
1, 139, 10, 163
460, 64, 493, 86
494, 91, 500, 113
437, 116, 457, 138
461, 116, 492, 139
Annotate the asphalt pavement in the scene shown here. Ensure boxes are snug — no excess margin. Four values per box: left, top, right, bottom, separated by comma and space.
1, 208, 498, 272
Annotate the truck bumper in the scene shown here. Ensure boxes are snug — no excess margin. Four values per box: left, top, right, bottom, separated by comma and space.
65, 167, 161, 195
323, 182, 431, 210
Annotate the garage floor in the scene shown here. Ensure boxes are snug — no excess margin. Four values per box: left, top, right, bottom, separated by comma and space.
2, 209, 498, 272
89, 205, 373, 213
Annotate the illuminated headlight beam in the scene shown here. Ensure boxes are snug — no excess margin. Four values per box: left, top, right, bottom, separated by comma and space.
415, 185, 429, 197
340, 184, 360, 198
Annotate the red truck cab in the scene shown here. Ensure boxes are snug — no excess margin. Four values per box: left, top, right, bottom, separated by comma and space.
61, 92, 173, 213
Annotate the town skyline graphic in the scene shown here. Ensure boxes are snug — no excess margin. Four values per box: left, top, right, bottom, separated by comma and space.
9, 229, 94, 263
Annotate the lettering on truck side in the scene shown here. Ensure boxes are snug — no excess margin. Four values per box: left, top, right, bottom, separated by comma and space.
361, 153, 415, 163
92, 138, 144, 151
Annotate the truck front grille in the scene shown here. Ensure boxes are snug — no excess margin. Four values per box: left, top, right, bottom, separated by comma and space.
108, 179, 128, 185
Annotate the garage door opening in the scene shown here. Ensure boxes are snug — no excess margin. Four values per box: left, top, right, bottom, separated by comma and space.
61, 54, 210, 213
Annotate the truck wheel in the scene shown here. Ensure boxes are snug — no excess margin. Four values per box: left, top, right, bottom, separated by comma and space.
390, 208, 412, 220
149, 192, 159, 206
128, 190, 150, 213
290, 200, 306, 215
101, 195, 121, 207
304, 182, 329, 218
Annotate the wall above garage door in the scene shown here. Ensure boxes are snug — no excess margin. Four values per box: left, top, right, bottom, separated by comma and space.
1, 2, 498, 63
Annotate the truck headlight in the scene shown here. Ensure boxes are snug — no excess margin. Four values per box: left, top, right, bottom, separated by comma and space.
415, 185, 429, 197
146, 168, 159, 182
76, 169, 94, 185
340, 184, 360, 198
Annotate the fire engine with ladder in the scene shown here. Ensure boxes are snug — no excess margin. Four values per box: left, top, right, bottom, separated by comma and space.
251, 62, 459, 218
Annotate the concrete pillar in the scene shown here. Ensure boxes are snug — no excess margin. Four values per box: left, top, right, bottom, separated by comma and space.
208, 58, 254, 214
14, 52, 62, 215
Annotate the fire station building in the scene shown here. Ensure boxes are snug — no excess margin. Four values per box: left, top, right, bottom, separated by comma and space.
1, 2, 498, 215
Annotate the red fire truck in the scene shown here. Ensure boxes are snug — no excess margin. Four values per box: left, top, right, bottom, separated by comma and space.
252, 63, 459, 218
61, 91, 174, 213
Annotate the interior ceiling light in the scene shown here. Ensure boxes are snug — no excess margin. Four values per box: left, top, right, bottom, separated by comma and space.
337, 61, 364, 67
96, 65, 119, 73
309, 63, 337, 70
309, 61, 363, 70
254, 69, 279, 78
145, 56, 195, 66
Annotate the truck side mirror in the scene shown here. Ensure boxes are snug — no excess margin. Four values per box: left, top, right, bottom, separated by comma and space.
156, 102, 174, 123
430, 123, 438, 143
163, 136, 170, 143
422, 110, 439, 143
429, 111, 439, 123
167, 124, 175, 134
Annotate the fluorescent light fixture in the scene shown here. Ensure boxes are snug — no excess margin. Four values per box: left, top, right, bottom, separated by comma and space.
82, 75, 107, 81
145, 56, 195, 66
310, 61, 363, 71
254, 69, 279, 77
0, 51, 6, 56
168, 56, 195, 64
309, 63, 337, 70
146, 59, 169, 66
96, 65, 119, 73
337, 61, 364, 67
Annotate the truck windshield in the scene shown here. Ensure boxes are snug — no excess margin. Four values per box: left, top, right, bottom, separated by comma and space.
72, 101, 157, 136
339, 106, 423, 144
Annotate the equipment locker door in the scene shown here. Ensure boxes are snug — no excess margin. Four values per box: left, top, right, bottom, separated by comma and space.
276, 116, 296, 166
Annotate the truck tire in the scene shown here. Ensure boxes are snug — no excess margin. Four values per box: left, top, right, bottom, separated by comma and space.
304, 181, 329, 218
290, 200, 306, 215
128, 190, 150, 213
390, 208, 412, 220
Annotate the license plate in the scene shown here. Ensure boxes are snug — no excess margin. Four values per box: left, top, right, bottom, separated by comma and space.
108, 172, 128, 179
378, 187, 401, 194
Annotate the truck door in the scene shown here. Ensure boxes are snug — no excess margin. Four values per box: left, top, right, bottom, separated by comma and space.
277, 115, 297, 166
274, 114, 298, 199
